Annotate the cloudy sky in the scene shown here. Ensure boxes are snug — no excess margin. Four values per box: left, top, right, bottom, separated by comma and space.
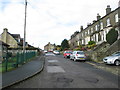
0, 0, 119, 49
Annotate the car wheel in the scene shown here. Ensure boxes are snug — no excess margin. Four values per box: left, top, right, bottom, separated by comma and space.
74, 57, 76, 61
114, 60, 120, 66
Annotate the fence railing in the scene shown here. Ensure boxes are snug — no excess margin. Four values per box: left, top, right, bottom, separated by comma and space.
1, 51, 37, 72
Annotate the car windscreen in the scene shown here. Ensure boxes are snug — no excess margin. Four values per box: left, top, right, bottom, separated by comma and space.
112, 53, 120, 56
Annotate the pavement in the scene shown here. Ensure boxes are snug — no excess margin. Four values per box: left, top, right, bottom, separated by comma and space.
1, 55, 45, 89
86, 61, 120, 76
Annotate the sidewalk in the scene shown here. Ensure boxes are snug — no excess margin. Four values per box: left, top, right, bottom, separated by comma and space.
1, 55, 45, 89
86, 61, 120, 76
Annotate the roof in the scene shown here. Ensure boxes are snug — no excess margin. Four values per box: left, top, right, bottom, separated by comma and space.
83, 7, 120, 31
6, 32, 21, 43
11, 34, 20, 38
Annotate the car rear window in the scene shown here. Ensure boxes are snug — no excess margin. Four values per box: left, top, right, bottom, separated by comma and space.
77, 52, 84, 54
66, 52, 72, 54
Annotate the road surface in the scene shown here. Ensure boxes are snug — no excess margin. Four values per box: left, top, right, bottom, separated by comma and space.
10, 53, 119, 88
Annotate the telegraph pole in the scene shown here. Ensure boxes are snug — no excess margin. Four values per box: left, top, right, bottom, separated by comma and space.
23, 0, 27, 61
118, 0, 120, 39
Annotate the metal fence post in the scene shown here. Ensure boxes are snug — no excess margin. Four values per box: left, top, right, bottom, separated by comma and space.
16, 52, 19, 68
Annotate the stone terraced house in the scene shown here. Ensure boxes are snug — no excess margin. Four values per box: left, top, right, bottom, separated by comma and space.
44, 42, 56, 52
69, 5, 120, 49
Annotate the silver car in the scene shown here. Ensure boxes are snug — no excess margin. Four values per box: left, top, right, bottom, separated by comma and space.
103, 51, 120, 66
70, 51, 86, 61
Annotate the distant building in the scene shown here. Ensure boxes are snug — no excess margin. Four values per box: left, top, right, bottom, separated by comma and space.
69, 5, 120, 49
44, 42, 56, 51
0, 28, 29, 48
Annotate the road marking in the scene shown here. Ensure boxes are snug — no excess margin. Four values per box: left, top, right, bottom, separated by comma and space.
48, 60, 58, 63
47, 66, 65, 73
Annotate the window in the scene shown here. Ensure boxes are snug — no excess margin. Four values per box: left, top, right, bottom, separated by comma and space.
77, 41, 80, 46
95, 25, 98, 31
115, 13, 118, 22
100, 22, 103, 30
93, 34, 95, 41
82, 32, 84, 37
91, 28, 93, 33
106, 18, 110, 26
81, 33, 83, 37
85, 31, 87, 36
88, 30, 90, 34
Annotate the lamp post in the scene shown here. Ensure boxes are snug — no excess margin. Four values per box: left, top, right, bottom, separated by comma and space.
23, 0, 27, 62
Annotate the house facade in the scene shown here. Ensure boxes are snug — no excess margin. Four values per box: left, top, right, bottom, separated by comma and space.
69, 5, 120, 49
0, 28, 21, 48
44, 42, 56, 51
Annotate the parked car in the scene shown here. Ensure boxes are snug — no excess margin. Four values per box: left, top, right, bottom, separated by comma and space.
70, 51, 86, 61
63, 50, 72, 58
103, 51, 120, 66
53, 50, 60, 55
44, 50, 48, 53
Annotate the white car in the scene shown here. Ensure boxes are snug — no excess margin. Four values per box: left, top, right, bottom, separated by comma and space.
70, 51, 86, 61
103, 51, 120, 66
53, 50, 60, 55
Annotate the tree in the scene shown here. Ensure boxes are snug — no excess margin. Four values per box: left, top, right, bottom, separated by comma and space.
106, 28, 118, 45
61, 39, 69, 50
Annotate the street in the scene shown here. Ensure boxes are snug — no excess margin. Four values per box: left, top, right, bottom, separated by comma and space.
10, 53, 119, 88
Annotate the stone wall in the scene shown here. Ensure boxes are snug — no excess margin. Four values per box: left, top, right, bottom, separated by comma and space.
105, 39, 120, 55
86, 39, 120, 61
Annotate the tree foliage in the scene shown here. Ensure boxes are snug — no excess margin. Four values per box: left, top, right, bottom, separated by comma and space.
61, 39, 69, 50
106, 28, 118, 45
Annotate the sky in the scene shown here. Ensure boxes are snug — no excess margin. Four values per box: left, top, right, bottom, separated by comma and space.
0, 0, 119, 49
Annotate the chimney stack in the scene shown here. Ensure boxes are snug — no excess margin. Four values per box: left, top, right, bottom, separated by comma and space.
80, 26, 83, 32
106, 5, 111, 15
3, 28, 8, 43
97, 13, 101, 20
4, 28, 8, 32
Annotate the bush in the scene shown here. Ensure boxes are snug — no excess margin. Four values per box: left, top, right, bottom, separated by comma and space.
88, 41, 96, 45
106, 28, 118, 45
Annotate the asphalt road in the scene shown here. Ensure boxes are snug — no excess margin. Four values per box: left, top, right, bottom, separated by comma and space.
10, 53, 119, 88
